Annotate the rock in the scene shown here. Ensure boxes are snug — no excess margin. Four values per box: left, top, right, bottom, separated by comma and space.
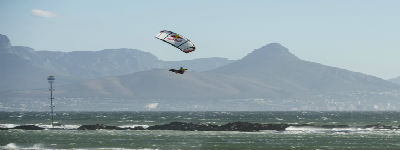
147, 121, 288, 132
219, 122, 263, 132
13, 125, 44, 130
148, 122, 217, 131
260, 123, 290, 131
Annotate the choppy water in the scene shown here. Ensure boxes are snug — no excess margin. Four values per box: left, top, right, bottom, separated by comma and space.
1, 111, 400, 150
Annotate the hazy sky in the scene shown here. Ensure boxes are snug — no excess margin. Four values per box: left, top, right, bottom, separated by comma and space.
1, 0, 399, 79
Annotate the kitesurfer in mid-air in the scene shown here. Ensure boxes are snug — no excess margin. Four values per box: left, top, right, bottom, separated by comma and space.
155, 30, 194, 75
169, 67, 187, 74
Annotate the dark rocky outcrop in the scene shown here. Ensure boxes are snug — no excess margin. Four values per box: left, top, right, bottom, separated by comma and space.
218, 122, 288, 131
147, 121, 289, 132
75, 122, 289, 132
13, 125, 44, 130
259, 123, 290, 131
147, 122, 220, 131
219, 122, 262, 131
3, 122, 399, 131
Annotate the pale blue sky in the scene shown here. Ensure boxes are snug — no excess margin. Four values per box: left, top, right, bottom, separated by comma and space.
1, 0, 399, 79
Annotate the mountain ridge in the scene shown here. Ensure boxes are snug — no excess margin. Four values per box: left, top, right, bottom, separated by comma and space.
14, 43, 398, 99
0, 34, 234, 91
212, 43, 398, 93
1, 34, 400, 111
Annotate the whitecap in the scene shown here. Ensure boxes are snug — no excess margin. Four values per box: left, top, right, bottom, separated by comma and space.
1, 143, 18, 149
285, 126, 330, 132
36, 124, 80, 129
31, 143, 44, 149
0, 124, 18, 128
284, 126, 394, 134
98, 148, 160, 150
118, 125, 149, 129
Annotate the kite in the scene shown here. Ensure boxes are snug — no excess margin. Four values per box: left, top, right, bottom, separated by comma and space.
155, 30, 195, 53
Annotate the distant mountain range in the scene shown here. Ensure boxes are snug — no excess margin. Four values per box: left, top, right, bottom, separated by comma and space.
1, 34, 399, 111
49, 43, 398, 99
0, 34, 233, 92
212, 43, 398, 93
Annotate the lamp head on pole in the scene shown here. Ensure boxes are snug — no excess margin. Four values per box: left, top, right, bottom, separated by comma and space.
48, 75, 55, 83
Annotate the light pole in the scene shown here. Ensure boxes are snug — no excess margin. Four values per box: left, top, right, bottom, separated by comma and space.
48, 75, 55, 128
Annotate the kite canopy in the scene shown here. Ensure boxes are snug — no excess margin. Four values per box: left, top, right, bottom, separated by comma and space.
155, 30, 195, 53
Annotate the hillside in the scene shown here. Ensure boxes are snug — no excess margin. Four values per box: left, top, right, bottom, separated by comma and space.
212, 43, 398, 93
2, 34, 400, 111
0, 34, 233, 91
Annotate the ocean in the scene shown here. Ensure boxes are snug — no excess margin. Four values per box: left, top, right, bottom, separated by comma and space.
1, 111, 400, 150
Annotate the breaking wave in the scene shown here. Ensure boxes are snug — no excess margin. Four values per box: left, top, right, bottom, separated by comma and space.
284, 125, 397, 134
0, 124, 150, 130
0, 143, 159, 150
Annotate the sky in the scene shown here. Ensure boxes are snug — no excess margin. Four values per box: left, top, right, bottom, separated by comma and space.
0, 0, 399, 79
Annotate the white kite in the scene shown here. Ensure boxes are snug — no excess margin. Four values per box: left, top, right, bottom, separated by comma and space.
155, 30, 195, 53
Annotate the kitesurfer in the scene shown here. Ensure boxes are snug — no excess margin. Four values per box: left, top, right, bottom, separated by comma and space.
169, 67, 187, 74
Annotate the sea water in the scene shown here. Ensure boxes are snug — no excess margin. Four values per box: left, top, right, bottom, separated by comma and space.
1, 111, 400, 150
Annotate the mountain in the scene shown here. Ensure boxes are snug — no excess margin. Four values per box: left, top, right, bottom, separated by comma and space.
164, 57, 235, 72
0, 35, 52, 91
34, 48, 160, 79
50, 69, 284, 99
3, 68, 292, 111
2, 34, 400, 111
7, 43, 400, 111
212, 43, 399, 93
0, 34, 234, 92
57, 43, 399, 99
0, 34, 12, 50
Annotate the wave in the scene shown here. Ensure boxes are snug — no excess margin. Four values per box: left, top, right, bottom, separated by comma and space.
1, 143, 47, 150
0, 143, 159, 150
37, 124, 81, 129
0, 124, 18, 128
118, 125, 149, 129
284, 126, 395, 133
0, 124, 150, 130
0, 123, 79, 129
